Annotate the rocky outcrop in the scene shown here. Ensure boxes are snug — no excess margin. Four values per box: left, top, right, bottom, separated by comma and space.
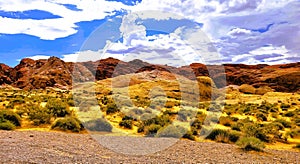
0, 63, 13, 85
1, 57, 299, 92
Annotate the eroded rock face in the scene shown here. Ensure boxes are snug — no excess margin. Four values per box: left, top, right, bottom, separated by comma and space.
1, 56, 300, 92
0, 63, 13, 85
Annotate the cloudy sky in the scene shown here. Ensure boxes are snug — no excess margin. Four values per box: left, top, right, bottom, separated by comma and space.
0, 0, 299, 66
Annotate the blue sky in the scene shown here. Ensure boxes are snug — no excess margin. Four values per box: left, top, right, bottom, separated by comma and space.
0, 0, 299, 67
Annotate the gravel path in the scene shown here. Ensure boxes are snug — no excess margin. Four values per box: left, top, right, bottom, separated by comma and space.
0, 130, 299, 163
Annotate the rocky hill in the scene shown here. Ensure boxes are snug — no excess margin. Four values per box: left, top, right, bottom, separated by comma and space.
0, 57, 299, 92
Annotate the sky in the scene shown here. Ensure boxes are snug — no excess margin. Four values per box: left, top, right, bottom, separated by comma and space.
0, 0, 299, 67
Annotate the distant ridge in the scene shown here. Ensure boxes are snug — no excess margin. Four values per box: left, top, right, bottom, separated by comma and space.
0, 56, 299, 92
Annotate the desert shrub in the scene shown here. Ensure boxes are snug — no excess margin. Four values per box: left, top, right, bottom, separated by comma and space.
191, 119, 202, 135
274, 119, 292, 128
155, 125, 183, 138
165, 101, 178, 108
206, 129, 241, 143
83, 118, 113, 132
27, 105, 52, 126
283, 111, 295, 117
182, 130, 195, 140
105, 102, 120, 114
215, 132, 230, 143
239, 84, 256, 94
51, 117, 83, 132
256, 112, 268, 121
0, 121, 16, 130
206, 129, 228, 141
219, 116, 234, 127
242, 123, 270, 142
262, 123, 285, 142
119, 120, 133, 129
294, 144, 300, 149
268, 122, 285, 131
67, 99, 75, 106
0, 110, 21, 126
122, 115, 133, 121
236, 137, 265, 151
280, 103, 290, 111
228, 130, 242, 143
46, 98, 70, 117
143, 124, 162, 137
238, 103, 259, 115
271, 113, 279, 119
231, 118, 253, 131
287, 128, 300, 138
163, 109, 178, 115
148, 114, 172, 127
224, 103, 239, 115
295, 117, 300, 126
231, 123, 242, 131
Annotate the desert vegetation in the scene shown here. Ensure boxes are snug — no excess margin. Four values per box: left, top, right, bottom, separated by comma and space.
0, 71, 299, 152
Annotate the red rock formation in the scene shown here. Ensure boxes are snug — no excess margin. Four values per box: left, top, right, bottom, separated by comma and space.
1, 56, 299, 92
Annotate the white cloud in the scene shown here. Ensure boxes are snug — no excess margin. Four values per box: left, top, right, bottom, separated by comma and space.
27, 55, 51, 60
232, 45, 298, 64
0, 0, 297, 41
227, 28, 251, 38
0, 0, 129, 40
3, 0, 300, 64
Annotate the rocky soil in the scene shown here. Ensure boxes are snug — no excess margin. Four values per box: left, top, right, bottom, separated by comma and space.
0, 130, 299, 163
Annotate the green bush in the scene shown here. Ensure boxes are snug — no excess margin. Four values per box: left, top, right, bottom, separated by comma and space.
155, 125, 183, 138
182, 130, 196, 140
219, 116, 234, 127
256, 112, 268, 121
228, 130, 242, 143
0, 110, 21, 126
46, 98, 70, 117
83, 118, 113, 132
105, 103, 120, 114
119, 120, 133, 129
191, 119, 202, 135
206, 129, 227, 140
143, 124, 162, 137
142, 114, 172, 127
280, 103, 290, 110
283, 111, 295, 117
274, 119, 292, 128
27, 105, 52, 126
0, 121, 16, 130
206, 129, 241, 143
236, 137, 265, 151
242, 123, 270, 142
231, 118, 253, 131
51, 117, 83, 132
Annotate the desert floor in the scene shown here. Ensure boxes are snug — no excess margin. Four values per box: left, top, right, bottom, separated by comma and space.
0, 130, 299, 163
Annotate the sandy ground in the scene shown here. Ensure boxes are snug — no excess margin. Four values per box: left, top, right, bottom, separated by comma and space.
0, 130, 299, 163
